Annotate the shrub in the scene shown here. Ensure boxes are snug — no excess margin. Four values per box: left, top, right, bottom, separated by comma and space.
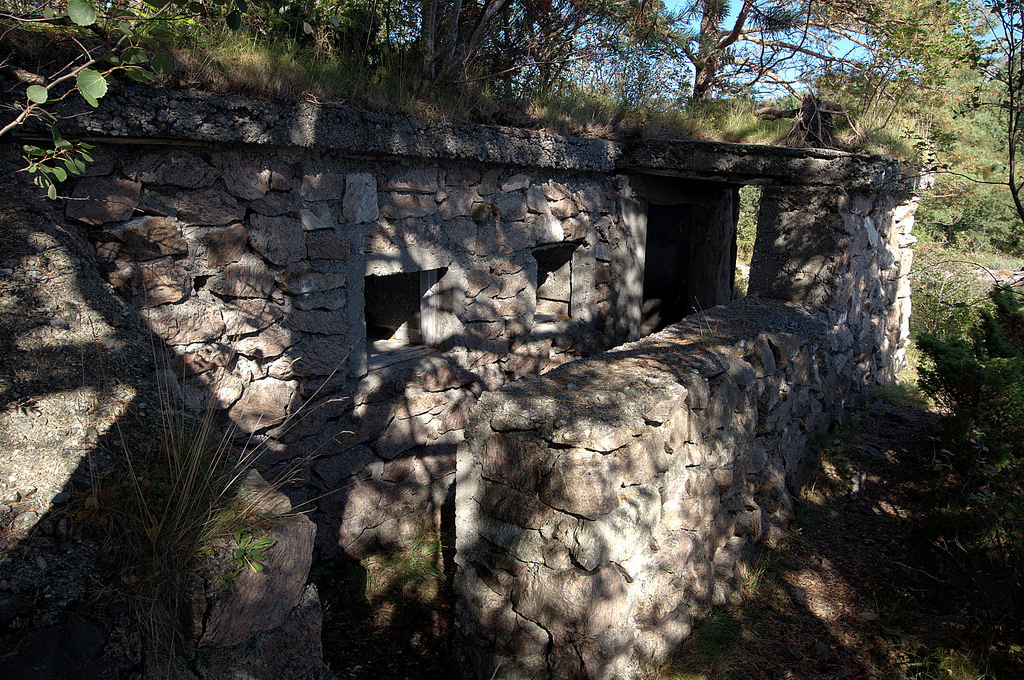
918, 287, 1024, 461
917, 285, 1024, 612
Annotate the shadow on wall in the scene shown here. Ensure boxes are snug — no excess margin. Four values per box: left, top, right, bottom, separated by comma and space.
0, 149, 160, 678
451, 287, 920, 678
0, 91, 621, 678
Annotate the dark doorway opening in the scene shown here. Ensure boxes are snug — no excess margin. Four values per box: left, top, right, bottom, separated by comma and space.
638, 183, 740, 336
641, 203, 694, 335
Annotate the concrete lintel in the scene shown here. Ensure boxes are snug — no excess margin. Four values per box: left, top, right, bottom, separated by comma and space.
618, 139, 906, 190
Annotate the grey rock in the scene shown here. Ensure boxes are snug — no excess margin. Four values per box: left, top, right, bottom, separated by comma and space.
109, 257, 191, 308
250, 214, 306, 265
203, 223, 249, 267
67, 177, 141, 225
213, 150, 271, 200
95, 216, 189, 261
125, 149, 215, 188
229, 378, 298, 433
201, 512, 316, 647
141, 299, 226, 345
11, 510, 39, 533
300, 170, 344, 201
175, 187, 244, 225
342, 173, 379, 223
211, 254, 276, 299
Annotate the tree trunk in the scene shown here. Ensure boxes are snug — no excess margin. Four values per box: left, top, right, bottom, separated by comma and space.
691, 0, 724, 100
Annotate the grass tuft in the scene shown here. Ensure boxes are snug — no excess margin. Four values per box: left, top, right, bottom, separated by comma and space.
658, 609, 748, 680
107, 365, 291, 676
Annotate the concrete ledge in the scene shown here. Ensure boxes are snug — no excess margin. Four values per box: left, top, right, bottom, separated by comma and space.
14, 84, 908, 187
23, 84, 622, 172
619, 139, 905, 190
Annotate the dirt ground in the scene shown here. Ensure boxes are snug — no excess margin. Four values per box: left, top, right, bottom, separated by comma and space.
659, 400, 1024, 680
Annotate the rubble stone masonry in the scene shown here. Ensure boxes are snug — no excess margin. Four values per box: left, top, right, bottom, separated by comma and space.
40, 85, 914, 678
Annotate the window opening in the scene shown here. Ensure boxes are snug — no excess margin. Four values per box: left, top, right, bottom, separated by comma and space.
533, 243, 577, 323
365, 268, 447, 368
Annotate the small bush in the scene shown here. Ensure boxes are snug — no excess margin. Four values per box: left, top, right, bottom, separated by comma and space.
918, 287, 1024, 460
917, 285, 1024, 612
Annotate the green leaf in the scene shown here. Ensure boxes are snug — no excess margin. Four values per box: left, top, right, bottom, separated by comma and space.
26, 85, 48, 104
53, 167, 67, 182
67, 0, 98, 26
125, 66, 157, 83
226, 9, 241, 30
117, 21, 134, 37
251, 561, 264, 573
72, 157, 88, 173
23, 145, 45, 157
77, 69, 108, 107
47, 183, 57, 200
43, 6, 54, 19
302, 21, 312, 34
149, 24, 173, 41
80, 152, 94, 162
151, 54, 174, 75
122, 47, 148, 65
105, 55, 122, 66
64, 159, 82, 175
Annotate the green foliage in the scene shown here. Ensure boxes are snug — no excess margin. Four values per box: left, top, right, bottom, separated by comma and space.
113, 386, 283, 672
232, 531, 275, 573
661, 608, 746, 679
918, 287, 1024, 461
23, 126, 94, 199
917, 285, 1024, 612
909, 243, 994, 341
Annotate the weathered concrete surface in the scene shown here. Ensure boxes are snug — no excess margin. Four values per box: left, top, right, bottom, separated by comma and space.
31, 84, 621, 172
618, 139, 904, 190
20, 83, 911, 190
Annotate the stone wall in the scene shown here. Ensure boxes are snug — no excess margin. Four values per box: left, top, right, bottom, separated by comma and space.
63, 144, 626, 561
454, 298, 856, 679
30, 87, 917, 677
749, 185, 916, 386
451, 174, 916, 678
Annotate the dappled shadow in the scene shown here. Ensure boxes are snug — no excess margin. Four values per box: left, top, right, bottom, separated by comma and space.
663, 400, 1024, 679
0, 147, 157, 677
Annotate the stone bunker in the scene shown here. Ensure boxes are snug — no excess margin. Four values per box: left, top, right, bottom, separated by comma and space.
34, 85, 914, 679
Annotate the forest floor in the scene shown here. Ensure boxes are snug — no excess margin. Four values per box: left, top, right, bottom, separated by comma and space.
657, 399, 1024, 680
317, 398, 1024, 680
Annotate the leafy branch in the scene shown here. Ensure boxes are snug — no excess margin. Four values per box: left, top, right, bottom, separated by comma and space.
1, 0, 246, 196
